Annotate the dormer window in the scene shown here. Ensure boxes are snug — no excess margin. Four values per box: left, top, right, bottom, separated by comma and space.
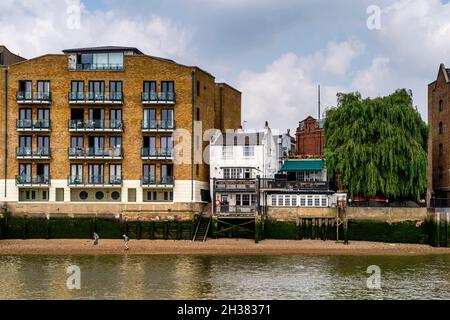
75, 52, 124, 70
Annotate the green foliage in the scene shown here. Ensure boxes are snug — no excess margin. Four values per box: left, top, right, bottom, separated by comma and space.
324, 89, 428, 201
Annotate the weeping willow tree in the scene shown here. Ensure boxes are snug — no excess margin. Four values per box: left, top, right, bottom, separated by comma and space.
324, 89, 428, 201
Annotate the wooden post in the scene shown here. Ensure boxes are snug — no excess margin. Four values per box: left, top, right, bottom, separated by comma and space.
436, 212, 441, 247
343, 215, 349, 245
212, 216, 218, 238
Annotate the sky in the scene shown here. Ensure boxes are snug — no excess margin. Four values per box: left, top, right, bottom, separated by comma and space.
1, 0, 450, 133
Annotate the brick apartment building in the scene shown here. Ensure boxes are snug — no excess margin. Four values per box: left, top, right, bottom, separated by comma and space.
295, 116, 324, 156
0, 45, 241, 217
428, 63, 450, 204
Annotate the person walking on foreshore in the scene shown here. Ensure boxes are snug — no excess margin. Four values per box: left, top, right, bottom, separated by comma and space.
93, 232, 100, 246
123, 234, 129, 250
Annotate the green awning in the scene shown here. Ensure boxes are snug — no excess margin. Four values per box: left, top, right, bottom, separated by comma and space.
281, 160, 324, 172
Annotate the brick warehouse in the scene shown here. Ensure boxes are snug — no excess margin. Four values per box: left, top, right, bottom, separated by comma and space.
295, 116, 324, 157
428, 63, 450, 205
0, 46, 241, 218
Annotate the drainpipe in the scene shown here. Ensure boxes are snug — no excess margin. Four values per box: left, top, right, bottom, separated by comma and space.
4, 69, 7, 198
220, 86, 223, 131
191, 70, 195, 202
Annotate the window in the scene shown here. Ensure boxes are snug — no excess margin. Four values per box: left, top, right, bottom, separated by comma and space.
284, 195, 290, 206
111, 191, 121, 201
147, 191, 158, 201
79, 191, 88, 200
164, 191, 173, 201
109, 164, 122, 184
321, 196, 328, 207
222, 146, 233, 159
300, 196, 306, 207
197, 80, 200, 96
440, 100, 444, 112
314, 197, 320, 207
18, 81, 32, 99
307, 196, 313, 206
70, 164, 83, 183
271, 196, 277, 206
196, 107, 200, 121
19, 164, 31, 181
76, 52, 123, 70
439, 166, 444, 180
143, 164, 156, 183
128, 188, 137, 202
440, 144, 444, 156
19, 109, 32, 128
89, 164, 104, 184
37, 109, 50, 128
37, 81, 50, 100
243, 146, 255, 157
109, 136, 122, 149
56, 188, 64, 202
42, 190, 48, 201
110, 109, 122, 129
144, 81, 157, 93
88, 81, 105, 100
161, 109, 174, 128
37, 136, 50, 155
95, 191, 104, 200
292, 196, 297, 206
161, 81, 174, 94
223, 168, 243, 179
109, 81, 122, 100
161, 164, 173, 183
439, 122, 443, 134
196, 164, 199, 177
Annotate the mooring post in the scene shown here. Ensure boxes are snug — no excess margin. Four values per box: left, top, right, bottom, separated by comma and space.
436, 212, 441, 247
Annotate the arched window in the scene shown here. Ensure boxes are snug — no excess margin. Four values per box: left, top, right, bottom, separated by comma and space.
440, 100, 444, 112
439, 122, 443, 134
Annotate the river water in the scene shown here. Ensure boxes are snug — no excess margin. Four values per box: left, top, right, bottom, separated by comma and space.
0, 254, 449, 300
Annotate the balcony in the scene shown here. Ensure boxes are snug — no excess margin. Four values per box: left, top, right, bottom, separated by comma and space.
215, 205, 257, 215
141, 148, 174, 160
16, 175, 51, 187
69, 120, 123, 132
16, 119, 51, 132
68, 147, 123, 160
68, 175, 123, 187
73, 63, 124, 71
141, 176, 174, 188
68, 92, 123, 105
141, 120, 175, 132
141, 92, 175, 104
16, 92, 52, 104
215, 179, 257, 193
16, 147, 51, 159
259, 179, 330, 191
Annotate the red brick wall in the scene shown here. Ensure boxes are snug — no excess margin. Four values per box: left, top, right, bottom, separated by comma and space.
296, 117, 324, 156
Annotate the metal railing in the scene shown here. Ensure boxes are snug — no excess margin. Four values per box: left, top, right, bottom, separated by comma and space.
216, 205, 257, 214
141, 120, 175, 131
259, 178, 330, 190
141, 92, 176, 103
215, 179, 257, 191
67, 175, 123, 186
141, 176, 174, 186
74, 63, 124, 71
16, 175, 51, 185
16, 119, 51, 130
68, 91, 124, 103
68, 120, 123, 131
16, 147, 51, 158
141, 147, 174, 159
68, 147, 123, 158
16, 91, 52, 103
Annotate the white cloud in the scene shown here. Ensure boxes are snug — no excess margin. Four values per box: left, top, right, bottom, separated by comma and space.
237, 39, 360, 132
352, 56, 392, 97
0, 0, 194, 59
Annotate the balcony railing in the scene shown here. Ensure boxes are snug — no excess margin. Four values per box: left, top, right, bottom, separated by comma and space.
141, 92, 176, 104
74, 63, 124, 71
259, 179, 330, 191
141, 148, 174, 160
67, 175, 123, 186
68, 120, 123, 132
216, 205, 257, 215
16, 175, 51, 186
141, 120, 175, 132
16, 119, 51, 131
16, 147, 51, 159
68, 147, 123, 159
68, 92, 124, 104
215, 179, 257, 192
16, 91, 52, 104
141, 176, 174, 187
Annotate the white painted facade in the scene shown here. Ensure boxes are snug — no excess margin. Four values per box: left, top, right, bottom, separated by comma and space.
209, 127, 280, 181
